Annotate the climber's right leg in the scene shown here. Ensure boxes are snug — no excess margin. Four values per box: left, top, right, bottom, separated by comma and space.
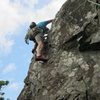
35, 34, 48, 61
36, 41, 43, 56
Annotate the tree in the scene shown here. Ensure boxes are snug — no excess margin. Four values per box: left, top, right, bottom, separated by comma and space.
0, 81, 9, 100
7, 98, 10, 100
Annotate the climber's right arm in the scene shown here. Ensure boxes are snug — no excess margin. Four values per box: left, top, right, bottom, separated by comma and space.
25, 34, 29, 45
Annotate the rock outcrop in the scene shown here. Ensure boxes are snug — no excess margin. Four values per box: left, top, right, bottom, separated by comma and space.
17, 0, 100, 100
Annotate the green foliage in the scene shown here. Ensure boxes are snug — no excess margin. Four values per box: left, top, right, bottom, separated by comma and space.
0, 97, 4, 100
0, 80, 10, 100
0, 81, 9, 87
7, 98, 10, 100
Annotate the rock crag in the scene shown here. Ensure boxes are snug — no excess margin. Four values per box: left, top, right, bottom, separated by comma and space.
17, 0, 100, 100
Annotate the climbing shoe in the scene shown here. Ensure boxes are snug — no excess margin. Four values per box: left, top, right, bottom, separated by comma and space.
35, 56, 48, 62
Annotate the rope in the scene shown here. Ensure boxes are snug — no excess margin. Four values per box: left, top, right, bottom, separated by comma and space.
87, 0, 100, 6
70, 0, 87, 15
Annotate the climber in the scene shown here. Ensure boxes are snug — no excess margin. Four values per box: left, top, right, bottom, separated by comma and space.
25, 19, 53, 61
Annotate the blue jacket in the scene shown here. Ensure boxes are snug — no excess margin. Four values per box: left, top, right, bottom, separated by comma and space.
36, 21, 49, 31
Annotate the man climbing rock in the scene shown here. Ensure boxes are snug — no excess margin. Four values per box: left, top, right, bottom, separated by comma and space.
25, 19, 53, 61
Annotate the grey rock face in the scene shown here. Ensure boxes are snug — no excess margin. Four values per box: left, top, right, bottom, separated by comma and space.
17, 0, 100, 100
